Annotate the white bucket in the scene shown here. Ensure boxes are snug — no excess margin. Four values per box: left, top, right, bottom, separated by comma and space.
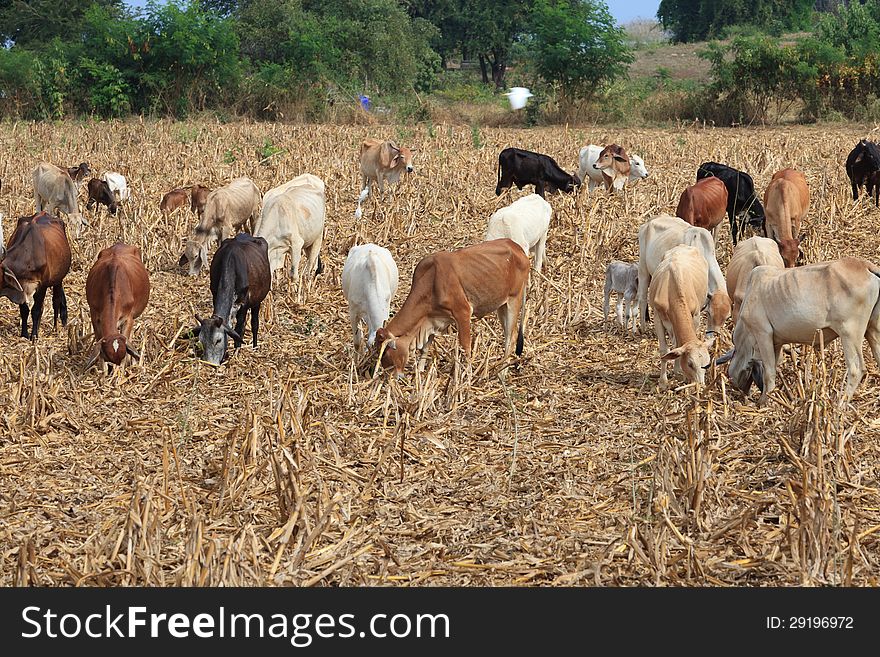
506, 87, 533, 111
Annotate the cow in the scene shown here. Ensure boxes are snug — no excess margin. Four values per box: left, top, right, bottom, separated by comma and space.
179, 177, 261, 276
696, 162, 765, 246
716, 258, 880, 406
356, 139, 415, 218
374, 239, 530, 375
603, 260, 639, 333
589, 144, 641, 192
484, 193, 552, 274
33, 162, 86, 237
0, 212, 71, 339
66, 162, 91, 188
194, 233, 271, 366
649, 245, 715, 389
845, 139, 880, 201
637, 214, 731, 337
86, 178, 118, 215
191, 184, 211, 219
675, 176, 729, 241
725, 236, 784, 325
764, 168, 809, 268
102, 172, 130, 204
160, 188, 189, 216
495, 147, 580, 199
341, 243, 399, 350
578, 144, 649, 192
84, 243, 150, 370
254, 173, 325, 287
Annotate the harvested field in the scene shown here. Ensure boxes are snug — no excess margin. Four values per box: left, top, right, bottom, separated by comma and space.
1, 119, 879, 586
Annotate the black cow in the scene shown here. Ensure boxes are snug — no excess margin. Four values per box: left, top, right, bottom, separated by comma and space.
696, 162, 765, 246
195, 233, 271, 365
845, 139, 880, 201
86, 178, 118, 215
495, 147, 580, 198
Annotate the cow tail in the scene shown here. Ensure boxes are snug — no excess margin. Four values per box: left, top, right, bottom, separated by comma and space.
515, 284, 527, 356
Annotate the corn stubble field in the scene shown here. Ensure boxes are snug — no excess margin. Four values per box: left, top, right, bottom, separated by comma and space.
1, 119, 879, 587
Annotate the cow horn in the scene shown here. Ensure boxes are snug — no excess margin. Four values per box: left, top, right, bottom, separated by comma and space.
224, 325, 242, 343
126, 345, 141, 360
3, 266, 23, 292
715, 348, 735, 365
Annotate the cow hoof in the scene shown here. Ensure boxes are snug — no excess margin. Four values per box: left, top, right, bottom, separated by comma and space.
757, 393, 769, 407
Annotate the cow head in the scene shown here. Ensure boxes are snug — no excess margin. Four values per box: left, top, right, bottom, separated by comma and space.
375, 327, 412, 375
84, 333, 140, 368
630, 155, 649, 179
196, 314, 241, 366
707, 291, 731, 334
716, 347, 764, 396
661, 336, 714, 385
593, 145, 629, 172
0, 263, 30, 306
67, 162, 91, 182
179, 239, 208, 276
773, 236, 801, 268
382, 142, 416, 174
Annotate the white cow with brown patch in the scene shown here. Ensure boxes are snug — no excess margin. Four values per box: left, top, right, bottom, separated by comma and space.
33, 162, 86, 237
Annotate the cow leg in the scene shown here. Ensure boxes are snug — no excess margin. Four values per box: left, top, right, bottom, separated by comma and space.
839, 331, 867, 402
729, 212, 738, 246
250, 303, 260, 349
637, 271, 651, 332
535, 181, 545, 198
752, 330, 777, 406
495, 171, 512, 196
233, 305, 247, 349
852, 180, 859, 201
52, 284, 68, 329
533, 234, 547, 275
350, 308, 364, 350
497, 299, 522, 357
18, 303, 29, 339
602, 277, 612, 324
289, 236, 304, 282
655, 321, 670, 389
28, 287, 49, 340
453, 310, 473, 363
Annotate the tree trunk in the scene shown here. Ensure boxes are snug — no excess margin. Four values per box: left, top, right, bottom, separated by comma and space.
478, 54, 489, 85
488, 49, 506, 89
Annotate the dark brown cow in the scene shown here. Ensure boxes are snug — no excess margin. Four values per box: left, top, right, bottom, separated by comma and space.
160, 188, 189, 215
66, 162, 91, 186
374, 238, 530, 375
86, 178, 118, 215
191, 184, 211, 219
675, 176, 729, 240
0, 212, 71, 339
85, 243, 150, 369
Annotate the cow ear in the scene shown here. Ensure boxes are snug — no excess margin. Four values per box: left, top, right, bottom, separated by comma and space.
613, 155, 627, 163
661, 346, 685, 361
3, 266, 23, 292
386, 339, 397, 350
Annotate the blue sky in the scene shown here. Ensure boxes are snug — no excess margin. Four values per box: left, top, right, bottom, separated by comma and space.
607, 0, 661, 24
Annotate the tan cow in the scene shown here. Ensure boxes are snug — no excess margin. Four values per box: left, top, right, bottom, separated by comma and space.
726, 236, 784, 324
591, 144, 632, 191
375, 238, 530, 375
355, 138, 416, 218
179, 177, 261, 275
33, 162, 86, 237
764, 167, 809, 268
649, 245, 715, 389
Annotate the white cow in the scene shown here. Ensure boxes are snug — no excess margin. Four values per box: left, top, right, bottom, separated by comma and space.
726, 236, 784, 324
638, 214, 731, 336
484, 193, 552, 273
341, 243, 399, 350
578, 144, 649, 192
33, 162, 86, 237
603, 260, 639, 332
254, 173, 325, 284
102, 172, 130, 204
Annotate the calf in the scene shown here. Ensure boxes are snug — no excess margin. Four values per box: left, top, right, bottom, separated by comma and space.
495, 147, 579, 198
649, 245, 715, 389
34, 162, 86, 237
603, 261, 639, 332
578, 144, 649, 192
845, 139, 880, 201
764, 168, 809, 268
726, 237, 784, 324
676, 176, 728, 240
484, 193, 552, 273
341, 243, 399, 350
196, 233, 271, 365
696, 162, 766, 246
356, 139, 415, 217
0, 212, 71, 339
717, 258, 880, 405
85, 243, 150, 369
86, 178, 118, 215
102, 172, 130, 204
591, 144, 635, 192
179, 177, 261, 276
160, 188, 189, 216
375, 239, 530, 375
191, 184, 211, 219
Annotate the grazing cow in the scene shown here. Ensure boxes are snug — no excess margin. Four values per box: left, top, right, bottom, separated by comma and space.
33, 162, 86, 237
179, 177, 261, 276
696, 162, 765, 246
484, 193, 552, 273
102, 172, 130, 204
0, 212, 71, 339
191, 184, 211, 219
374, 239, 530, 375
195, 233, 271, 366
764, 168, 809, 268
356, 139, 415, 217
603, 260, 639, 332
716, 258, 880, 405
726, 237, 784, 324
86, 178, 118, 215
578, 144, 649, 192
495, 147, 580, 198
160, 188, 189, 216
66, 162, 91, 188
649, 245, 715, 389
589, 144, 640, 192
845, 139, 880, 201
254, 173, 325, 284
341, 243, 399, 350
638, 214, 731, 336
85, 243, 150, 370
675, 176, 729, 240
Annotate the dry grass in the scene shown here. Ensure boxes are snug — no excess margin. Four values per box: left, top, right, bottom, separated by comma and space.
1, 119, 880, 587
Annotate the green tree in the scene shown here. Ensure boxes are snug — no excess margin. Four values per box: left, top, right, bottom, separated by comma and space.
0, 0, 124, 47
658, 0, 815, 43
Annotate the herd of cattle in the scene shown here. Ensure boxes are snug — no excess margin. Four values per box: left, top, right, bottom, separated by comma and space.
2, 136, 880, 405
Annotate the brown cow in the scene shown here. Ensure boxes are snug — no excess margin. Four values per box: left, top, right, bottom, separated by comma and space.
0, 212, 71, 339
66, 162, 91, 187
764, 168, 809, 268
191, 184, 211, 219
676, 176, 729, 241
86, 178, 118, 215
160, 188, 189, 216
85, 243, 150, 370
374, 238, 530, 375
592, 144, 632, 191
356, 138, 416, 218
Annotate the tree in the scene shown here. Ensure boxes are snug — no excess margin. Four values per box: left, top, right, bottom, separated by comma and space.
658, 0, 815, 42
0, 0, 123, 47
527, 0, 632, 98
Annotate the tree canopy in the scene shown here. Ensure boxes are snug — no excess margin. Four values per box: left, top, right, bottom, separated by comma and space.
657, 0, 815, 42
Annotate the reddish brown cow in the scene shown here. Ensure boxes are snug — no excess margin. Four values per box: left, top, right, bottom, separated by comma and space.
675, 176, 729, 240
374, 238, 530, 375
191, 184, 211, 219
0, 212, 71, 339
85, 243, 150, 369
86, 178, 118, 215
160, 188, 189, 216
764, 168, 810, 268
